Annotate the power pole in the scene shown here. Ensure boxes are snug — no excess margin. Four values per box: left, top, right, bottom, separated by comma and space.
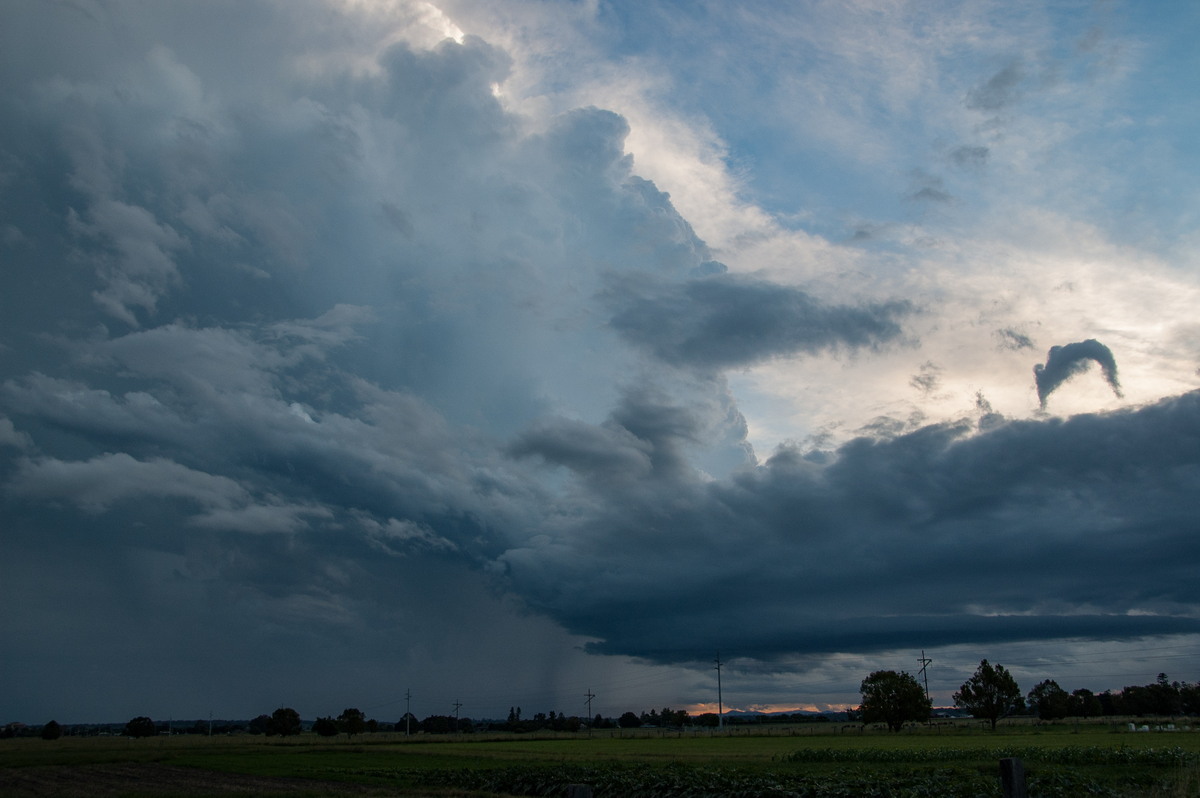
452, 700, 462, 733
714, 652, 724, 730
585, 689, 596, 737
405, 689, 412, 735
917, 650, 932, 720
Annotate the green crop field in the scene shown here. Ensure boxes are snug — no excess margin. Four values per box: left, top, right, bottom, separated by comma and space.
3, 722, 1199, 796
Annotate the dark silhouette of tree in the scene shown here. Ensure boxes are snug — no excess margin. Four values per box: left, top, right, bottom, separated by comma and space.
859, 670, 931, 732
955, 659, 1021, 730
1069, 688, 1102, 718
618, 711, 641, 728
40, 720, 62, 740
337, 707, 365, 737
1098, 690, 1119, 716
421, 715, 454, 734
313, 716, 338, 737
248, 714, 271, 735
125, 716, 157, 738
268, 707, 301, 737
1027, 679, 1071, 720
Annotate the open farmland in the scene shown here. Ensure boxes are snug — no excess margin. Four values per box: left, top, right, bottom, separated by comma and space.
2, 722, 1198, 797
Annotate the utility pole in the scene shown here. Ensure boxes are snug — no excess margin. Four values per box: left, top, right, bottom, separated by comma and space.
714, 652, 724, 730
585, 689, 596, 737
917, 650, 932, 722
452, 700, 462, 733
405, 689, 412, 735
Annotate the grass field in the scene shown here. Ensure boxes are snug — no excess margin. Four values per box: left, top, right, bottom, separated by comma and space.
2, 721, 1198, 796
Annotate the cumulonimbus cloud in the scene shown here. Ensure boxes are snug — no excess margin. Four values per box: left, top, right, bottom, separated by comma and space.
1033, 338, 1123, 407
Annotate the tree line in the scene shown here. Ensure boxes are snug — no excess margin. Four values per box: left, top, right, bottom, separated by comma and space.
857, 662, 1200, 732
9, 669, 1197, 740
4, 704, 698, 740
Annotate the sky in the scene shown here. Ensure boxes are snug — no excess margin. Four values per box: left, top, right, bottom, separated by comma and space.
2, 0, 1199, 725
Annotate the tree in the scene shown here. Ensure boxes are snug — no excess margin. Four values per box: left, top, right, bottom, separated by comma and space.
421, 715, 453, 734
268, 707, 301, 737
859, 670, 931, 732
40, 720, 62, 740
313, 717, 339, 737
1069, 688, 1102, 718
125, 716, 157, 738
1027, 679, 1071, 720
954, 659, 1021, 730
617, 711, 641, 728
337, 707, 366, 737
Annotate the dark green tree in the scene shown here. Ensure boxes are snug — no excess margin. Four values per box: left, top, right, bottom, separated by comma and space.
1180, 682, 1200, 715
954, 659, 1021, 730
248, 714, 271, 735
859, 670, 931, 732
1069, 688, 1102, 718
313, 716, 339, 737
268, 707, 301, 737
337, 707, 365, 737
421, 714, 453, 734
40, 720, 62, 740
617, 711, 641, 728
124, 716, 157, 738
1027, 679, 1071, 720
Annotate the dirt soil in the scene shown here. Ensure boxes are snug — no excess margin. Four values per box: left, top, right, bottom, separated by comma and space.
0, 763, 394, 797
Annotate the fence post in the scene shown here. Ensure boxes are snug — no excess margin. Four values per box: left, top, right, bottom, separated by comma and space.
999, 757, 1027, 798
566, 785, 594, 798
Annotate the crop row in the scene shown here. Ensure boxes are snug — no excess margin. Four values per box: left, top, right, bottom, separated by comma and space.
780, 745, 1197, 767
413, 762, 1136, 797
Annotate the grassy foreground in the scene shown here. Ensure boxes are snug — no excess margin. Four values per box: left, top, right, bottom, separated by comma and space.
2, 722, 1199, 797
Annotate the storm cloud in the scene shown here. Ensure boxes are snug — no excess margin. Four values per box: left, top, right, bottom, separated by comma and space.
2, 1, 1198, 722
501, 389, 1200, 663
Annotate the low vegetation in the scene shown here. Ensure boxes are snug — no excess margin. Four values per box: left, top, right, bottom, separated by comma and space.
3, 721, 1198, 797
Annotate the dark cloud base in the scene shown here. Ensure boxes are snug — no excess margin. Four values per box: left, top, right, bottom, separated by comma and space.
503, 390, 1200, 667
